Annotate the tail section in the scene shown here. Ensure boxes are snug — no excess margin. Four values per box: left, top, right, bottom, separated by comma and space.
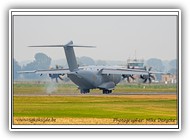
29, 41, 95, 72
64, 41, 78, 72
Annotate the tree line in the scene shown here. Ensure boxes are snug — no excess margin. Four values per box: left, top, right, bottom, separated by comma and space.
13, 53, 177, 80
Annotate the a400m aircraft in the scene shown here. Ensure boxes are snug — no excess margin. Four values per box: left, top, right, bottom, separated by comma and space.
19, 41, 157, 94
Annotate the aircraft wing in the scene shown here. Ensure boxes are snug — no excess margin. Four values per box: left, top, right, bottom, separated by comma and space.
18, 68, 70, 75
149, 71, 168, 74
101, 68, 149, 75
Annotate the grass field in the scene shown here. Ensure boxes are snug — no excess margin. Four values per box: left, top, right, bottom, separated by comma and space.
13, 95, 177, 124
13, 82, 178, 125
13, 82, 177, 94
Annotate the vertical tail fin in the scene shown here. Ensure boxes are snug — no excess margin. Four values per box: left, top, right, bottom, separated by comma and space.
63, 41, 78, 72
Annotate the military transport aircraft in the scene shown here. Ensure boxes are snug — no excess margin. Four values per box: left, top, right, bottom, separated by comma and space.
18, 41, 157, 94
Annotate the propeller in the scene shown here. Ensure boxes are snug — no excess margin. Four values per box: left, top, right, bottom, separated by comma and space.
49, 74, 64, 83
140, 67, 155, 83
49, 65, 64, 83
122, 74, 135, 83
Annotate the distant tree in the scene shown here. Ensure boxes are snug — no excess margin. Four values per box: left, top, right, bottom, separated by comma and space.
169, 59, 177, 69
146, 58, 165, 71
96, 60, 107, 66
168, 59, 177, 75
168, 68, 177, 75
34, 53, 52, 69
76, 57, 83, 67
13, 59, 21, 80
22, 53, 51, 80
78, 56, 95, 66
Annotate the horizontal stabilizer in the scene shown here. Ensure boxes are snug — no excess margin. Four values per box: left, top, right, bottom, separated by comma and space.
28, 45, 96, 48
18, 68, 70, 74
28, 45, 64, 47
28, 41, 95, 48
64, 40, 95, 48
66, 45, 96, 48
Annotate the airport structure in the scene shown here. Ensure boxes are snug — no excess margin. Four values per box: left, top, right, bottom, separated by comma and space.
161, 74, 176, 84
127, 58, 144, 69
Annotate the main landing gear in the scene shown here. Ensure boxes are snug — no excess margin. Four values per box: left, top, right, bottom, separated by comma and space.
102, 89, 112, 94
80, 89, 112, 94
80, 89, 90, 94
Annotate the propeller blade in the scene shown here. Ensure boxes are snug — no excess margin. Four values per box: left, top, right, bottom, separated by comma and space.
130, 75, 135, 80
148, 67, 152, 71
122, 74, 135, 83
144, 66, 147, 71
143, 79, 147, 83
127, 77, 130, 83
56, 65, 59, 69
148, 78, 152, 83
140, 75, 145, 79
55, 77, 58, 83
58, 75, 64, 80
150, 75, 155, 80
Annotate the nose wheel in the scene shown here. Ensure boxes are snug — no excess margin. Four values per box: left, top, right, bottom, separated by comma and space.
103, 89, 112, 94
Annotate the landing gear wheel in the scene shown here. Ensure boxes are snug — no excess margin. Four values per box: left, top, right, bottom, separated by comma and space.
80, 89, 90, 94
103, 89, 112, 94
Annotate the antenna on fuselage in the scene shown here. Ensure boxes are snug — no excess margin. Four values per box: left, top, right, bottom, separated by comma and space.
28, 41, 95, 72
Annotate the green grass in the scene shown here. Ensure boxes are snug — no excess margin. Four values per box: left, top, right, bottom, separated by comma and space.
13, 82, 177, 121
13, 83, 177, 94
13, 95, 177, 120
114, 84, 176, 93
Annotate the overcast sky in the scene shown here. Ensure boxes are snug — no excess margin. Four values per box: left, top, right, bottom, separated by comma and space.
13, 15, 177, 62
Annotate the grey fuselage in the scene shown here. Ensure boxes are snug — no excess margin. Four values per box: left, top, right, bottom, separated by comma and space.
67, 67, 121, 90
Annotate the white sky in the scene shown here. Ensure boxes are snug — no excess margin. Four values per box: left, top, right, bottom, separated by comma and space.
13, 15, 177, 62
